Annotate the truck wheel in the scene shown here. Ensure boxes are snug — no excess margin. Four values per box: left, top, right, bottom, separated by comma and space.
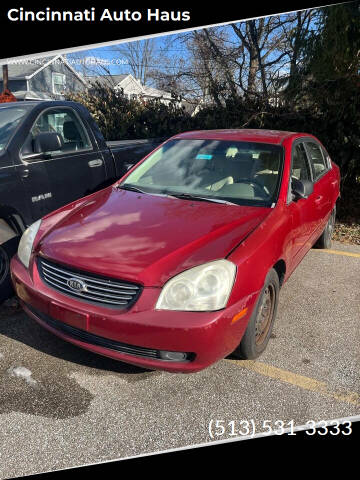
232, 268, 280, 360
315, 206, 336, 249
0, 237, 18, 303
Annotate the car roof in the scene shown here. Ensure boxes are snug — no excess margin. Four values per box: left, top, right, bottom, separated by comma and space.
0, 100, 76, 110
171, 129, 306, 145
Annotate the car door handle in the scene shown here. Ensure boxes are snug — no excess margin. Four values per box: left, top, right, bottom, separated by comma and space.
315, 195, 323, 203
20, 168, 29, 178
88, 159, 103, 168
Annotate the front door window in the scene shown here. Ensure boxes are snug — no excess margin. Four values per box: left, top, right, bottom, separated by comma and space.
30, 108, 92, 154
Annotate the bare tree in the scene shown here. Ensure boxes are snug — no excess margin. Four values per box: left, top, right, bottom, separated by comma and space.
279, 10, 316, 98
110, 39, 156, 85
156, 27, 239, 105
97, 10, 316, 108
65, 51, 121, 87
168, 18, 294, 105
231, 17, 292, 102
147, 30, 228, 104
68, 40, 158, 87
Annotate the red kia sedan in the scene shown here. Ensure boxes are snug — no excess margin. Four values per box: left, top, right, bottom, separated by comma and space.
11, 130, 340, 372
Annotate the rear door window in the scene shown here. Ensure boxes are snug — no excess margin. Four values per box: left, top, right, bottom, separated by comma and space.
305, 141, 328, 181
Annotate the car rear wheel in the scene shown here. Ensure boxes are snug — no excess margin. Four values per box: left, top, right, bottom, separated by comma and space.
315, 205, 336, 249
232, 268, 280, 360
0, 237, 18, 303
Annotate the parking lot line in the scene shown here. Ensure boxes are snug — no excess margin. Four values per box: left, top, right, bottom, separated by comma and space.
316, 249, 360, 258
232, 360, 360, 407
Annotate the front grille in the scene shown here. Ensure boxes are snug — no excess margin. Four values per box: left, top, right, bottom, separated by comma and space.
37, 257, 141, 309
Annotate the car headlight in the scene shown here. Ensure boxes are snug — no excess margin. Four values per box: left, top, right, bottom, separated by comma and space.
156, 259, 236, 311
17, 220, 42, 268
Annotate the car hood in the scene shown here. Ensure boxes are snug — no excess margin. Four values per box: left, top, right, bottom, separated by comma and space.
37, 187, 271, 286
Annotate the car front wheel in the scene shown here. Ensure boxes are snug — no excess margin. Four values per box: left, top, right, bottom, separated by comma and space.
232, 268, 280, 360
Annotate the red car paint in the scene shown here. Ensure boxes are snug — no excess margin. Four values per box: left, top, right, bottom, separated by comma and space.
11, 129, 340, 373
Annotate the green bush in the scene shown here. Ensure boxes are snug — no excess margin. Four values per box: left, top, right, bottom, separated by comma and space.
66, 82, 193, 140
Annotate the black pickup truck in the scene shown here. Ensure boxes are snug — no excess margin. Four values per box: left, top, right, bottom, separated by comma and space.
0, 100, 164, 301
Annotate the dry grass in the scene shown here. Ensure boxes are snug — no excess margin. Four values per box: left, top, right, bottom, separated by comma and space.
333, 222, 360, 245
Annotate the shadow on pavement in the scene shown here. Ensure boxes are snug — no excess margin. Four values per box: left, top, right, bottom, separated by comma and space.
0, 298, 151, 375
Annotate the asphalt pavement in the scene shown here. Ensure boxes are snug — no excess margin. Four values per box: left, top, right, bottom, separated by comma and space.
0, 241, 359, 478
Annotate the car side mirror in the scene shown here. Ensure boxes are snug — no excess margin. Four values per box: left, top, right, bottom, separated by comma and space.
33, 132, 63, 154
291, 178, 314, 200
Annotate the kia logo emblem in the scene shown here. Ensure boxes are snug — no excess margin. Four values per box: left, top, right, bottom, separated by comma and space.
67, 278, 87, 292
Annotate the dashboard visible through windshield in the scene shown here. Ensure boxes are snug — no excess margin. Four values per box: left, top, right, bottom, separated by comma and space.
121, 138, 284, 207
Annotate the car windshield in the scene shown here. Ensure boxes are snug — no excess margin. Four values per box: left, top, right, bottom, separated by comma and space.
120, 139, 284, 207
0, 105, 31, 152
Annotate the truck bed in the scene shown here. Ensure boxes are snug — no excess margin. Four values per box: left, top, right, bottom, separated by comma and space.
107, 138, 165, 174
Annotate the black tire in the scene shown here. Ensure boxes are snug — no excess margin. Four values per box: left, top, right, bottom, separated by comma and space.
314, 205, 336, 249
0, 236, 19, 303
232, 268, 280, 360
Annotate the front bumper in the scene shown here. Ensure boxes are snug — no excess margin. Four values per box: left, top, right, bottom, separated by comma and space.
11, 255, 257, 373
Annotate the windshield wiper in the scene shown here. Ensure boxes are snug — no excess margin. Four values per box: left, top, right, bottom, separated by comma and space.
117, 185, 237, 205
116, 184, 147, 194
165, 192, 238, 206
